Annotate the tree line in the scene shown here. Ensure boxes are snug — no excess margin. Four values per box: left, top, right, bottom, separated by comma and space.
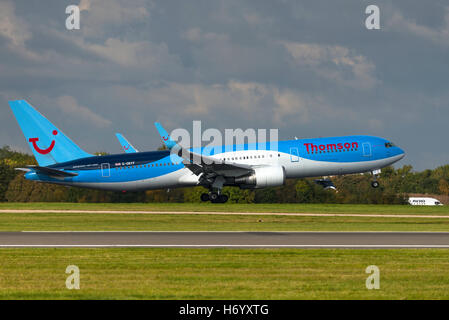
1, 146, 448, 204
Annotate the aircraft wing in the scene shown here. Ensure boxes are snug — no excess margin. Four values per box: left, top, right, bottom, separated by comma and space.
179, 148, 253, 178
154, 122, 253, 178
115, 133, 138, 153
21, 165, 78, 177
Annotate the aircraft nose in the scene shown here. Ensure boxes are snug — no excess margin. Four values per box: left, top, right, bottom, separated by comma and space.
398, 147, 405, 159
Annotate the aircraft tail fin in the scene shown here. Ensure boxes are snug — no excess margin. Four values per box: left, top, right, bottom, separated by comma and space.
154, 122, 177, 150
115, 133, 138, 153
9, 100, 93, 166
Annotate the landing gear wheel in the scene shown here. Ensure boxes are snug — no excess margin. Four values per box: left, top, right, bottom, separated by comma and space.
200, 193, 210, 202
218, 194, 229, 203
211, 194, 228, 203
209, 192, 219, 201
371, 181, 380, 188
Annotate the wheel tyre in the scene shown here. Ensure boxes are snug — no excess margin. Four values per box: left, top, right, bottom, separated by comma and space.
209, 193, 219, 201
218, 194, 229, 203
371, 181, 380, 188
200, 193, 210, 202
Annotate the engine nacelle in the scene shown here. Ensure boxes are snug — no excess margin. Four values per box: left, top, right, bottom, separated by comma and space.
235, 166, 286, 189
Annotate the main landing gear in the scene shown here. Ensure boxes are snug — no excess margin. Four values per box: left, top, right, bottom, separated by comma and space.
201, 192, 229, 203
371, 169, 381, 188
200, 176, 229, 203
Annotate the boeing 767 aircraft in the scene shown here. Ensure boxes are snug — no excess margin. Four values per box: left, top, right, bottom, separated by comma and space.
9, 100, 405, 203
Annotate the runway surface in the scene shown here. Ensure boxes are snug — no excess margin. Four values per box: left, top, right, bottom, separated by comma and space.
1, 232, 449, 248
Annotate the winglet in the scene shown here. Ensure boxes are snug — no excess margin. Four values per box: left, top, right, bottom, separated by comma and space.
115, 133, 138, 153
154, 122, 177, 149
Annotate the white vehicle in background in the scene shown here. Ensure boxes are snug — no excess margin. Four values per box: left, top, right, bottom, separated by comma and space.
408, 197, 443, 206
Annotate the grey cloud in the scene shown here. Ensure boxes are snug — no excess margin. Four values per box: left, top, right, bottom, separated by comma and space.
0, 1, 31, 47
56, 95, 112, 128
0, 0, 447, 170
282, 42, 378, 89
387, 6, 449, 46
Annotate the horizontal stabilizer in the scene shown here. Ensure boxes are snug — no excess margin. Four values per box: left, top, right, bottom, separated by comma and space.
26, 165, 78, 177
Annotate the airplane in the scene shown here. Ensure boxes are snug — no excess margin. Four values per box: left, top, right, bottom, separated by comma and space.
9, 100, 405, 203
115, 133, 138, 153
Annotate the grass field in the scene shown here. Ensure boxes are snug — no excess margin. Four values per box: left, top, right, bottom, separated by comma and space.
1, 202, 449, 215
1, 203, 449, 231
2, 212, 449, 231
0, 248, 448, 299
1, 203, 449, 300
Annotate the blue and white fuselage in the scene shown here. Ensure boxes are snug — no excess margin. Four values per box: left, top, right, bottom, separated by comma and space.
9, 100, 405, 202
25, 136, 404, 191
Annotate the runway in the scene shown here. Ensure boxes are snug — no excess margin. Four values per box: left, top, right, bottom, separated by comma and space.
1, 231, 449, 248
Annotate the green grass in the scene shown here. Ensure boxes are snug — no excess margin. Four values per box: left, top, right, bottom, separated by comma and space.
1, 212, 449, 231
1, 203, 449, 231
1, 202, 449, 215
0, 248, 448, 299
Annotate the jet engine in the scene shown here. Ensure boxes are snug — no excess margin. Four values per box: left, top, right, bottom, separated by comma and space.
235, 166, 286, 189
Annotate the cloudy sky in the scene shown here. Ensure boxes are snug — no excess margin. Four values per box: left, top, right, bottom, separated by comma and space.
0, 0, 448, 170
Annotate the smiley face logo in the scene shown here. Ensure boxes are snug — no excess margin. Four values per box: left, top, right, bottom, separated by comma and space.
123, 144, 130, 151
162, 136, 169, 141
29, 130, 58, 155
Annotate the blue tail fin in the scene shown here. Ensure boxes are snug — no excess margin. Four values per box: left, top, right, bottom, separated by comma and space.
154, 122, 177, 149
115, 133, 138, 153
9, 100, 92, 166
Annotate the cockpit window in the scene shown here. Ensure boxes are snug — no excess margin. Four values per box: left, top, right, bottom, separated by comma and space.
385, 142, 396, 148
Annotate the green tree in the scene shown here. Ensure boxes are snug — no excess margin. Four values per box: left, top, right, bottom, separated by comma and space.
439, 179, 449, 196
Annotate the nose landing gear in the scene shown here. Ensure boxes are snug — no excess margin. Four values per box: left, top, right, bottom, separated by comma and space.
371, 169, 381, 188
